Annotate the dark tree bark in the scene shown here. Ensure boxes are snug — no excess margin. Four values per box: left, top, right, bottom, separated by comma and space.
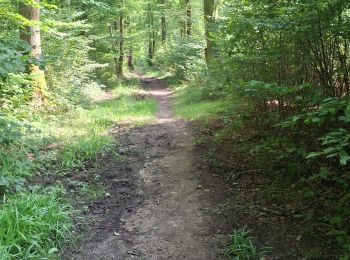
186, 0, 191, 36
128, 45, 135, 70
180, 0, 186, 38
116, 0, 124, 78
19, 0, 47, 103
161, 0, 166, 44
148, 3, 155, 66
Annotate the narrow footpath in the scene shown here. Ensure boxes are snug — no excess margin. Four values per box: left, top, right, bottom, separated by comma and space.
64, 76, 230, 260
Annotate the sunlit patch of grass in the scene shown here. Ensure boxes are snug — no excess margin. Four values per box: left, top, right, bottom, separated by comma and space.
87, 97, 157, 127
139, 68, 174, 80
142, 70, 165, 78
0, 79, 157, 180
174, 83, 228, 121
60, 133, 113, 169
0, 187, 72, 259
31, 80, 157, 171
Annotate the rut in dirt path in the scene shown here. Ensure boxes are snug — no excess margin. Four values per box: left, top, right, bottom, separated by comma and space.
64, 76, 230, 260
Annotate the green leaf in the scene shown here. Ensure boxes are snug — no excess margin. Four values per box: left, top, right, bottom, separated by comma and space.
339, 150, 350, 166
306, 152, 320, 159
311, 117, 320, 123
48, 247, 59, 255
323, 147, 337, 154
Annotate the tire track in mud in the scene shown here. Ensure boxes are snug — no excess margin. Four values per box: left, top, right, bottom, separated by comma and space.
63, 76, 230, 260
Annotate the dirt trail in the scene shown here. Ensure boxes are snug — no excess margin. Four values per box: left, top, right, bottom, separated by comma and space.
64, 77, 230, 259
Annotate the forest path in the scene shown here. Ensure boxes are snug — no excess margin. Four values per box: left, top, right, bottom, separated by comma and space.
64, 76, 230, 259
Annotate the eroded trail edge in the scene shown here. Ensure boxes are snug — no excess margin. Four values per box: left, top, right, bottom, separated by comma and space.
64, 77, 229, 260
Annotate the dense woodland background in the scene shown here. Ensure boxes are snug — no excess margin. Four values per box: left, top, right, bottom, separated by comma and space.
1, 0, 350, 258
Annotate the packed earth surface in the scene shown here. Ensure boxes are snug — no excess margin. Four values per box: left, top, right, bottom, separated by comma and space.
62, 76, 233, 259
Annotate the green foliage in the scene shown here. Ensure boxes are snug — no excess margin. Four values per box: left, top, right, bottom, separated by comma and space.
0, 74, 35, 116
0, 39, 32, 77
156, 39, 205, 79
60, 134, 113, 169
174, 82, 228, 120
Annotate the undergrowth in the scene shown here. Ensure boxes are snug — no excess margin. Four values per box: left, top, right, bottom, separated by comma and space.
172, 72, 350, 258
0, 78, 157, 258
171, 80, 229, 121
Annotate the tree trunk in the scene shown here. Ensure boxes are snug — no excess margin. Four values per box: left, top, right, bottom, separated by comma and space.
148, 40, 153, 66
116, 0, 124, 78
186, 0, 191, 36
148, 4, 155, 66
109, 24, 117, 52
19, 0, 47, 104
204, 0, 215, 63
180, 21, 185, 38
152, 26, 156, 57
128, 45, 135, 71
161, 0, 166, 44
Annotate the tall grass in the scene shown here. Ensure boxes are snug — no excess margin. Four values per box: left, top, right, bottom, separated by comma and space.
0, 188, 72, 259
60, 133, 113, 169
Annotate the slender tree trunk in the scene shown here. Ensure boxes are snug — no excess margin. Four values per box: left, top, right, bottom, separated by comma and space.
161, 0, 166, 44
204, 0, 215, 63
148, 40, 153, 66
148, 4, 155, 66
116, 0, 124, 78
180, 21, 185, 38
180, 0, 186, 38
161, 16, 166, 43
128, 45, 135, 70
109, 24, 117, 52
152, 24, 156, 57
19, 0, 47, 104
109, 23, 119, 76
186, 0, 191, 36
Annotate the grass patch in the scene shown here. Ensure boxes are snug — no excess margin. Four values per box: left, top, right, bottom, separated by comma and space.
225, 228, 271, 260
59, 134, 113, 169
0, 188, 72, 259
141, 68, 172, 79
